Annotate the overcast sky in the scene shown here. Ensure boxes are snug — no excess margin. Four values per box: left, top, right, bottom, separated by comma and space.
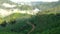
10, 0, 59, 3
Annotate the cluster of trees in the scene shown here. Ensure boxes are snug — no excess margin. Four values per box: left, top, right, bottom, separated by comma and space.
0, 19, 16, 27
0, 13, 31, 34
10, 24, 30, 32
28, 11, 60, 34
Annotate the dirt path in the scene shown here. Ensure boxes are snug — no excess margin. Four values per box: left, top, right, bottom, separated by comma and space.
26, 22, 35, 34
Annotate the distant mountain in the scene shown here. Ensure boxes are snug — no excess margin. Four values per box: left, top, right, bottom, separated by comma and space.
31, 1, 60, 10
16, 1, 60, 10
0, 0, 60, 11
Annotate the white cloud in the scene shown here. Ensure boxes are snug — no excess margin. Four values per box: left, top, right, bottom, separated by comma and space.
2, 3, 16, 8
10, 0, 59, 3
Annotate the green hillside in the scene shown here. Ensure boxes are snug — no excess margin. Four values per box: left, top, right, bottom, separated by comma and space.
0, 0, 60, 34
0, 8, 60, 34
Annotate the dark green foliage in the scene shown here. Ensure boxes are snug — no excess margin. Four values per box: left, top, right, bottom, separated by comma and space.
41, 27, 60, 34
29, 13, 60, 34
0, 13, 32, 34
0, 12, 60, 34
0, 21, 7, 27
9, 19, 16, 24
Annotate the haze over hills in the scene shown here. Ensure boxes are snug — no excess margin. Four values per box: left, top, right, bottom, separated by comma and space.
0, 0, 60, 10
0, 0, 60, 17
0, 0, 59, 9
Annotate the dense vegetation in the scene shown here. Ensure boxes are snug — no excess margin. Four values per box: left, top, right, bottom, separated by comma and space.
0, 13, 32, 34
0, 11, 60, 34
30, 13, 60, 34
0, 0, 60, 34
